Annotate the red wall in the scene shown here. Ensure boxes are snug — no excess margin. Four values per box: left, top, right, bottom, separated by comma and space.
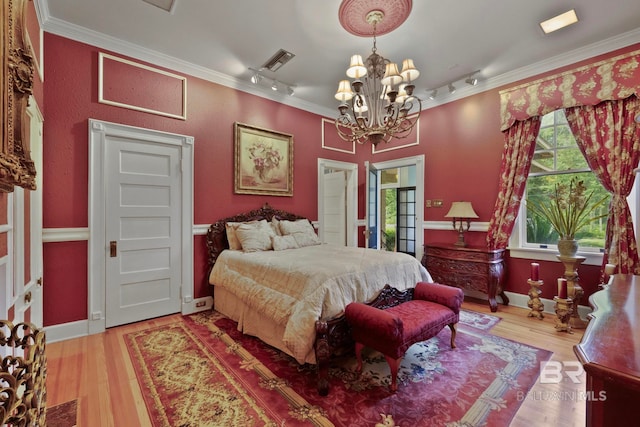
41, 30, 639, 326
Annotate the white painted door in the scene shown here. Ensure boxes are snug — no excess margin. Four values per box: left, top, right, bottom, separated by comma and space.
104, 138, 182, 327
322, 170, 347, 245
365, 161, 380, 249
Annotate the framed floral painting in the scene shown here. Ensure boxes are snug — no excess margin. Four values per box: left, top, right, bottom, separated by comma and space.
234, 122, 294, 196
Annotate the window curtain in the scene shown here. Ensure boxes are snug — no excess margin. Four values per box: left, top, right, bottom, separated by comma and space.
486, 117, 541, 250
564, 95, 640, 274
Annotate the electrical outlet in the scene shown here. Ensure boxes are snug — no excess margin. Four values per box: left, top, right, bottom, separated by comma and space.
425, 200, 432, 208
195, 301, 206, 308
433, 199, 443, 207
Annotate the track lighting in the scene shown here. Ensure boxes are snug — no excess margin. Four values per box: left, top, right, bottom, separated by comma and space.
426, 70, 481, 101
465, 76, 478, 86
248, 68, 295, 96
250, 72, 262, 84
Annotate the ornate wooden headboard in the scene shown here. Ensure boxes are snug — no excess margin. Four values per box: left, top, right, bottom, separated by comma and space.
205, 203, 307, 274
1, 0, 36, 191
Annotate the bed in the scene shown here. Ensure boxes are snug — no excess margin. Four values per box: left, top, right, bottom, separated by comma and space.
206, 203, 431, 395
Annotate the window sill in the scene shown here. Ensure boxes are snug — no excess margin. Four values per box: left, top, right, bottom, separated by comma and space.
507, 246, 604, 266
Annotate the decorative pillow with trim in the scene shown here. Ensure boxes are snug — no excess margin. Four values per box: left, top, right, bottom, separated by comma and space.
235, 220, 275, 252
271, 234, 299, 251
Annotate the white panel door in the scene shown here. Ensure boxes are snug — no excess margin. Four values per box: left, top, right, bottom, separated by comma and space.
322, 170, 347, 245
104, 138, 182, 327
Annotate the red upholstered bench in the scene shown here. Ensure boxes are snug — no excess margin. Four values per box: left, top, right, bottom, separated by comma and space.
345, 281, 464, 391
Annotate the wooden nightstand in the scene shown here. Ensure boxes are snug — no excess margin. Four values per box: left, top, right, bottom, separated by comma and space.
422, 243, 508, 312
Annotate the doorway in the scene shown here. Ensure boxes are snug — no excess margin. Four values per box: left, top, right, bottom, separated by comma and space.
366, 155, 425, 260
88, 120, 194, 333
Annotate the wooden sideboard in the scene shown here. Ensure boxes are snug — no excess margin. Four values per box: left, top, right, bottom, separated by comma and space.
422, 243, 508, 312
574, 274, 640, 427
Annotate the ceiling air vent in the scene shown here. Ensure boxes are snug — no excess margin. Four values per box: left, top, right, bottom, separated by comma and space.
261, 49, 295, 72
142, 0, 178, 13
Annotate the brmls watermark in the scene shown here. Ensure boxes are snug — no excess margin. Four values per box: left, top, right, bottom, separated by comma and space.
539, 361, 584, 384
517, 390, 607, 402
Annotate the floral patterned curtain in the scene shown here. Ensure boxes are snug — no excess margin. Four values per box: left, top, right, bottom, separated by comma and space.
500, 49, 640, 131
486, 117, 541, 250
565, 95, 640, 274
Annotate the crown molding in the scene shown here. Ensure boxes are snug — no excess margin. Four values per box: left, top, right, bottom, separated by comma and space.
35, 1, 640, 116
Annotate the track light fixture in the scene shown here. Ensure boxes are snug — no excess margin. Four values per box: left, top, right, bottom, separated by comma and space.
465, 76, 478, 86
426, 70, 481, 101
248, 68, 295, 96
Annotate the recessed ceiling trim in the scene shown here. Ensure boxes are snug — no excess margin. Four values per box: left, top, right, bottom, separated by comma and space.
142, 0, 178, 14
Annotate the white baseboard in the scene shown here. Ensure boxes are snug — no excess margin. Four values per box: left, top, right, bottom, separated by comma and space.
182, 296, 214, 314
45, 319, 89, 343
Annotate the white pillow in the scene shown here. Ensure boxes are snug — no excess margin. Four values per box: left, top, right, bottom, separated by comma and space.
225, 221, 244, 250
271, 217, 282, 236
235, 221, 274, 252
271, 235, 299, 251
292, 231, 321, 247
279, 219, 315, 236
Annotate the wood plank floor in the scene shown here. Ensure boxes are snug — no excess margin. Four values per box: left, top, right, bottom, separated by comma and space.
45, 299, 586, 426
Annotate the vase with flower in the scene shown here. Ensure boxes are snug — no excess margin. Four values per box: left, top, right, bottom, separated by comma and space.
526, 177, 608, 257
248, 140, 283, 184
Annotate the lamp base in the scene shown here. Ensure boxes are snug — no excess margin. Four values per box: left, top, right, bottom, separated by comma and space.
454, 232, 467, 246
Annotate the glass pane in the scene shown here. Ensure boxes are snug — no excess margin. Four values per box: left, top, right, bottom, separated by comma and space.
407, 203, 415, 215
557, 147, 588, 170
526, 172, 610, 248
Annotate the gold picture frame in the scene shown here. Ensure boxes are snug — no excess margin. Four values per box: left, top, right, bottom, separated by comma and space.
234, 122, 293, 196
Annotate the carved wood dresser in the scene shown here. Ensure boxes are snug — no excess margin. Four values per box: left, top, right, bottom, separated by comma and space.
422, 243, 508, 312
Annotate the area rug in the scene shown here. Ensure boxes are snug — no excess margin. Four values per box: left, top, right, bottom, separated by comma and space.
46, 399, 77, 427
125, 309, 549, 427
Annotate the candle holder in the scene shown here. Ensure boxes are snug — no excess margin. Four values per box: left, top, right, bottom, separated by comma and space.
557, 255, 588, 329
554, 296, 574, 333
527, 279, 544, 319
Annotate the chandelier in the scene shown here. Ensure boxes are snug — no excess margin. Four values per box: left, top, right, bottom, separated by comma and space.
334, 10, 421, 146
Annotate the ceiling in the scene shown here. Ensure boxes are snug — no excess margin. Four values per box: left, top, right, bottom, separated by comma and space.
36, 0, 640, 118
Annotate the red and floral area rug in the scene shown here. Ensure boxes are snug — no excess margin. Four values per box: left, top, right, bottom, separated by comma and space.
125, 309, 549, 427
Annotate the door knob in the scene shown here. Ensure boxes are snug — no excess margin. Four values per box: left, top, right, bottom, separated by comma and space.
110, 241, 117, 257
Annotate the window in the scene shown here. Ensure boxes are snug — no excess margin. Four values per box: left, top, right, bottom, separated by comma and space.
512, 110, 610, 256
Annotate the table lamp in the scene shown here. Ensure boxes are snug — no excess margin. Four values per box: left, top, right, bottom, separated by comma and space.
445, 201, 479, 246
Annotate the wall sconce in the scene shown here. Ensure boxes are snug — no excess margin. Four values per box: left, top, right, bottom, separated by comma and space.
445, 201, 479, 246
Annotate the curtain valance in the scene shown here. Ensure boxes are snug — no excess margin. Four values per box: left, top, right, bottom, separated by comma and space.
499, 49, 640, 131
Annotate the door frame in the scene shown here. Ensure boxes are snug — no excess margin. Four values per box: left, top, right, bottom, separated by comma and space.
369, 155, 425, 261
88, 119, 194, 335
317, 158, 358, 247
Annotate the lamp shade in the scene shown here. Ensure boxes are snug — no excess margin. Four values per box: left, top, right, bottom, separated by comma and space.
335, 80, 354, 101
400, 59, 420, 82
346, 55, 367, 79
381, 63, 403, 86
445, 201, 479, 218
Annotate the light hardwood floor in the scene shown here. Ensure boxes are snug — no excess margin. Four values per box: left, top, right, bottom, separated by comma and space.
45, 299, 587, 426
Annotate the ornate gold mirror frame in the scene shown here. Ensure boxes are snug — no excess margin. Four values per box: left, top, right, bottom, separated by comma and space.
1, 0, 36, 192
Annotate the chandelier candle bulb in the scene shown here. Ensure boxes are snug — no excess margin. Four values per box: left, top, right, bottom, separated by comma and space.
558, 278, 568, 299
531, 263, 539, 282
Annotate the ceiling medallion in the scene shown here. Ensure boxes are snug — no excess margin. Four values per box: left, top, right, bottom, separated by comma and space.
338, 0, 412, 37
334, 4, 421, 146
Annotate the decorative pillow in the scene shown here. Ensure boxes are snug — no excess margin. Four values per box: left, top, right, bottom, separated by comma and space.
292, 231, 321, 248
271, 217, 283, 236
235, 220, 274, 252
225, 221, 245, 250
271, 234, 299, 251
279, 219, 315, 236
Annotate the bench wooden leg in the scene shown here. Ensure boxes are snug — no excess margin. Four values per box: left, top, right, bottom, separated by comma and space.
448, 323, 457, 348
384, 355, 401, 392
354, 342, 364, 373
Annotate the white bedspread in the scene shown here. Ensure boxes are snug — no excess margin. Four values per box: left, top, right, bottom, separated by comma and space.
208, 244, 431, 364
